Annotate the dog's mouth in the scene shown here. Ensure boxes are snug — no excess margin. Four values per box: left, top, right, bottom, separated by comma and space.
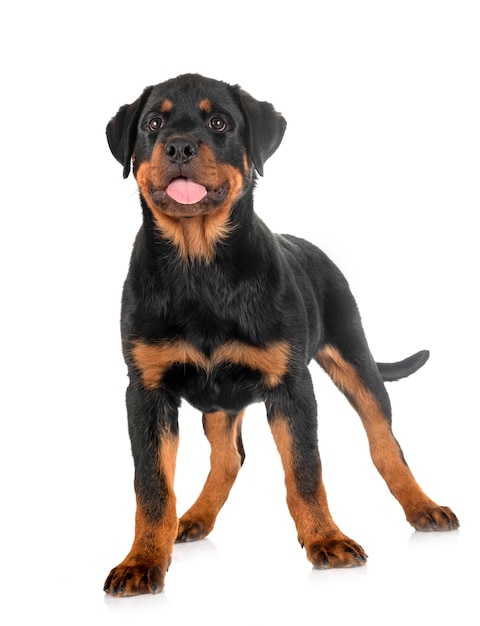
166, 177, 208, 204
149, 177, 228, 216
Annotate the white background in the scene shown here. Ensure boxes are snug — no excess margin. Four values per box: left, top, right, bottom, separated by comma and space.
1, 1, 478, 624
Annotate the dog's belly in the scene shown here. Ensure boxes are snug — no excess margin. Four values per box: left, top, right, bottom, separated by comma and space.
164, 364, 264, 414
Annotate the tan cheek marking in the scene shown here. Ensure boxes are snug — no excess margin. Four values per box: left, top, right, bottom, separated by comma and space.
135, 144, 166, 219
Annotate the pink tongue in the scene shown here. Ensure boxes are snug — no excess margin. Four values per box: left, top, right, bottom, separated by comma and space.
166, 178, 208, 204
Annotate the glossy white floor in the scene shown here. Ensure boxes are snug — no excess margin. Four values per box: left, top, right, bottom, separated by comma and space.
2, 2, 478, 624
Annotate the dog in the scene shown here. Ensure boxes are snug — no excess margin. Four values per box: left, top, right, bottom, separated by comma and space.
103, 73, 459, 596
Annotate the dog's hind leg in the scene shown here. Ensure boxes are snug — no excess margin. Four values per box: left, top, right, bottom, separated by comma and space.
176, 410, 245, 542
317, 343, 458, 531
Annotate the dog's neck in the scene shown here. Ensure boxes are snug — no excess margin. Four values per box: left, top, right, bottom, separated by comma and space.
140, 193, 267, 270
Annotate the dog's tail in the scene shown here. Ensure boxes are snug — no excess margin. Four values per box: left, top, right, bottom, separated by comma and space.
376, 350, 430, 382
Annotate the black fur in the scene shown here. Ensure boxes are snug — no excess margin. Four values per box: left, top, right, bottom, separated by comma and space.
103, 74, 458, 597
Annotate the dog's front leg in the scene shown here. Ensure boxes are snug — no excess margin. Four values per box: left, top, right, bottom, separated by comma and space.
104, 385, 180, 596
266, 378, 367, 569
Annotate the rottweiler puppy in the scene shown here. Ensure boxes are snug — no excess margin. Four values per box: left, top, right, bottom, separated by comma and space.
104, 73, 458, 596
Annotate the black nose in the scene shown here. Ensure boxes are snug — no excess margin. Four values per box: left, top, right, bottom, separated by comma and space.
164, 135, 198, 164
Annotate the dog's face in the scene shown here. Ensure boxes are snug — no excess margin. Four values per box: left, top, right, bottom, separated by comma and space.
133, 76, 249, 222
107, 74, 286, 253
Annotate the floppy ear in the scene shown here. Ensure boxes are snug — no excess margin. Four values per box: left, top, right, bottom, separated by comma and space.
236, 89, 287, 176
106, 86, 153, 178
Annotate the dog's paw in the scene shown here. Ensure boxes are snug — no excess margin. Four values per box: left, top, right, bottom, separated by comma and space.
307, 536, 368, 569
104, 563, 166, 596
410, 505, 459, 531
176, 517, 212, 542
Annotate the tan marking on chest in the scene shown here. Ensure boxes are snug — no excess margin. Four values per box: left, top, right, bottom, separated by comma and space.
214, 340, 291, 387
131, 340, 208, 389
131, 339, 291, 389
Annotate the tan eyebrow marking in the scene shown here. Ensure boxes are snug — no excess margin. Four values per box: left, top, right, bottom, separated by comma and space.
159, 99, 173, 113
199, 98, 213, 113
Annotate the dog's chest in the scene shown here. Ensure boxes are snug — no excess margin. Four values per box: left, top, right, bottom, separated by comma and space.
130, 336, 291, 409
125, 322, 290, 411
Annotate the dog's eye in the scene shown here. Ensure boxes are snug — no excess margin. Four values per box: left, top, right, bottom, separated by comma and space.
147, 116, 164, 132
208, 115, 228, 133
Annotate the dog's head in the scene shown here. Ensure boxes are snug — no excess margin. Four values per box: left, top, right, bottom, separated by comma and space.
106, 74, 286, 227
